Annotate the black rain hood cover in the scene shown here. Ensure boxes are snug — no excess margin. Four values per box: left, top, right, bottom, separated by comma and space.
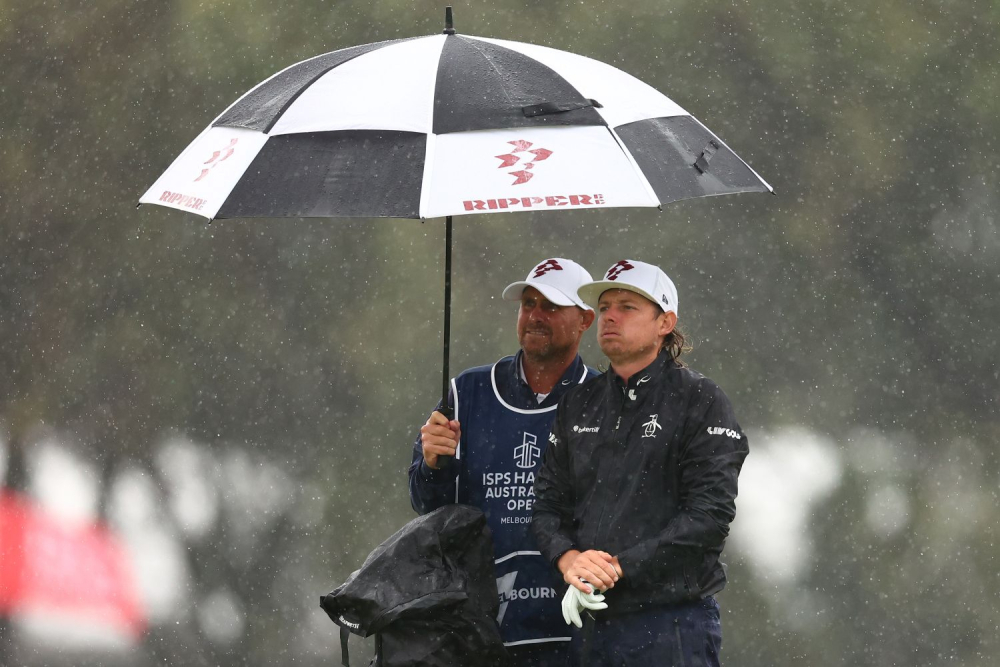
320, 504, 510, 667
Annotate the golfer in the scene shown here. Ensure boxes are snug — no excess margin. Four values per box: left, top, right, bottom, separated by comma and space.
532, 260, 748, 666
409, 258, 598, 666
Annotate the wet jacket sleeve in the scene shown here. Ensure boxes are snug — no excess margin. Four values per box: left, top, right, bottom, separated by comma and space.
407, 397, 460, 515
616, 381, 749, 587
531, 404, 578, 568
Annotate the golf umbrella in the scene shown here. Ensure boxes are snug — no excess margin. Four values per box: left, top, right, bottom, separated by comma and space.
139, 8, 772, 409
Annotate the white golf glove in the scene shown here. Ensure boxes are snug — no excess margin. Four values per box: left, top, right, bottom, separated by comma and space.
561, 582, 608, 628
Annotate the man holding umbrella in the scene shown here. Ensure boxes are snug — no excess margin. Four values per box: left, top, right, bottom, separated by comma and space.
532, 260, 749, 666
409, 258, 598, 666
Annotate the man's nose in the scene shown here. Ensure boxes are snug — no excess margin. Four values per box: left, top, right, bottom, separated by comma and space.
528, 306, 547, 321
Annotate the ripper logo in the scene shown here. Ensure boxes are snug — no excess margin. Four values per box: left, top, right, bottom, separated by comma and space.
496, 139, 553, 186
159, 190, 207, 211
514, 432, 541, 469
195, 138, 238, 182
463, 194, 605, 211
532, 259, 563, 278
606, 260, 635, 281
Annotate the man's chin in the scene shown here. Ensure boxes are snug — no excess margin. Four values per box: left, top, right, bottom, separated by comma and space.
598, 340, 624, 358
521, 342, 552, 359
523, 343, 577, 364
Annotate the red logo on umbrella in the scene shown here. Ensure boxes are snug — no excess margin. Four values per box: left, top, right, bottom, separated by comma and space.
606, 260, 634, 281
496, 140, 554, 186
195, 138, 239, 182
532, 259, 563, 277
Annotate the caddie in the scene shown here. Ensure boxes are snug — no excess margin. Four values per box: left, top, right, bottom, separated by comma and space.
408, 258, 598, 666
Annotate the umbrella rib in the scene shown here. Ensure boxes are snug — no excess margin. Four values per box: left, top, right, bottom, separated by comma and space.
605, 126, 660, 207
459, 36, 517, 108
684, 115, 775, 194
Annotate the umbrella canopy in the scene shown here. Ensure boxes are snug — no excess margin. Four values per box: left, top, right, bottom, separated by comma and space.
139, 10, 772, 409
139, 29, 771, 220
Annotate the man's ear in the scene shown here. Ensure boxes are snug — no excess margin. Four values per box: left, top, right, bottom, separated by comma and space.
580, 308, 596, 331
658, 311, 677, 336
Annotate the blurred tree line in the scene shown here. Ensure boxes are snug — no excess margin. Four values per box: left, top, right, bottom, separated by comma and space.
1, 0, 997, 664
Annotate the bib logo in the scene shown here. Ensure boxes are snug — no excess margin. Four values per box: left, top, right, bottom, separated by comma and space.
606, 260, 635, 281
496, 571, 518, 625
500, 587, 558, 601
496, 139, 554, 186
642, 414, 662, 438
515, 432, 541, 469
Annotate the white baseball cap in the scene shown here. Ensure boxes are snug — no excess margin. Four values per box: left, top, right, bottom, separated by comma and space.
578, 260, 679, 316
502, 258, 594, 311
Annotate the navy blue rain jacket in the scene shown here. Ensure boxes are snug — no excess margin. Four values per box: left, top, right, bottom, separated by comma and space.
532, 350, 749, 613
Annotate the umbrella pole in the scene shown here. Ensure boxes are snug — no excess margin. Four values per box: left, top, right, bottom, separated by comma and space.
441, 215, 454, 418
441, 7, 456, 416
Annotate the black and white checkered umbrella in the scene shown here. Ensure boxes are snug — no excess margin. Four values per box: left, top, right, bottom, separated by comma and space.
140, 10, 772, 408
140, 25, 770, 220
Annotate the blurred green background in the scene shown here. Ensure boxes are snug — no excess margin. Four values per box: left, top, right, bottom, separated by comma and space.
1, 0, 997, 664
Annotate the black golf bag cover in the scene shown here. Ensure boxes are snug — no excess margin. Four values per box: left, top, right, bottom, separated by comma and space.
320, 504, 511, 667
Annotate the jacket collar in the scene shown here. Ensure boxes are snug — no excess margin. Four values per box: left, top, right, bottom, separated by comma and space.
607, 349, 675, 398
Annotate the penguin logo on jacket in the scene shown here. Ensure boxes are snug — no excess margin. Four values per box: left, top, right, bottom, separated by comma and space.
642, 415, 662, 438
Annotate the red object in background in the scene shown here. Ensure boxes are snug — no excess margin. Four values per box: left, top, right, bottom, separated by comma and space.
0, 491, 144, 639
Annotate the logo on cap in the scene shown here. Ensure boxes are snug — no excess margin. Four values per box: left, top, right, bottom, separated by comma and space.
532, 259, 563, 278
606, 260, 634, 281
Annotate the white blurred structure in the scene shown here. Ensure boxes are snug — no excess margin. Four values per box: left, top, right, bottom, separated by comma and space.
2, 426, 298, 659
730, 427, 843, 582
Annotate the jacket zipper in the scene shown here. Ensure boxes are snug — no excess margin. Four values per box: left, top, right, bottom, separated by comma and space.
590, 386, 630, 546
